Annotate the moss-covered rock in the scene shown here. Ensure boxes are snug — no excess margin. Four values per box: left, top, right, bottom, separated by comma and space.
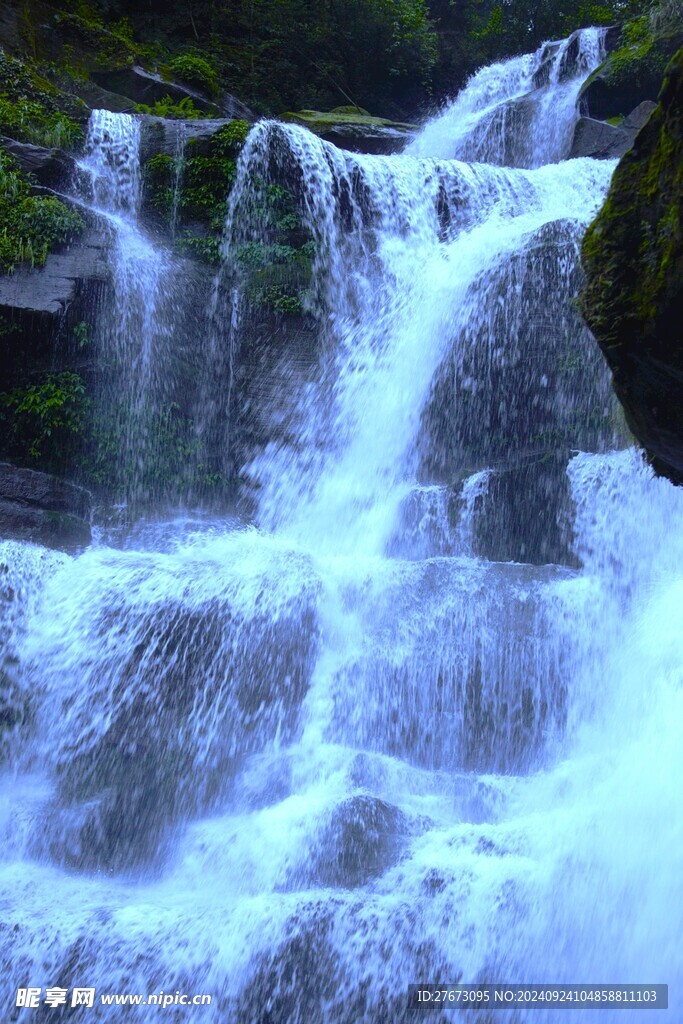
581, 49, 683, 484
281, 108, 417, 154
579, 15, 683, 120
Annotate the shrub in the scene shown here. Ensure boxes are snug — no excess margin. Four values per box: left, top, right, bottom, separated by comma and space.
167, 54, 218, 95
0, 95, 83, 149
0, 372, 87, 460
135, 95, 208, 119
0, 151, 83, 273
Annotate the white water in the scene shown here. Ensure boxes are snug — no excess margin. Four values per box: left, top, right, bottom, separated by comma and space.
1, 29, 681, 1023
78, 111, 186, 503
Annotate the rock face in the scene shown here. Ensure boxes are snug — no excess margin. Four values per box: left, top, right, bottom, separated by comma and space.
0, 227, 108, 316
0, 462, 91, 550
581, 49, 683, 484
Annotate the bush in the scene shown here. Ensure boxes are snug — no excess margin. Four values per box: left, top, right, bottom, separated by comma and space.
0, 372, 87, 460
135, 95, 208, 119
0, 95, 83, 149
0, 151, 83, 273
167, 54, 218, 95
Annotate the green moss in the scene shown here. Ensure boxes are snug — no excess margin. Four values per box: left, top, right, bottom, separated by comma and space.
281, 109, 416, 133
0, 151, 84, 273
581, 48, 683, 479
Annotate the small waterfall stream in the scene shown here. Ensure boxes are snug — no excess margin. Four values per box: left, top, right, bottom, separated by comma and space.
1, 27, 681, 1023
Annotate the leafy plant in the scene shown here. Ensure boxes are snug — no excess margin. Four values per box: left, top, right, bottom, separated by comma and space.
175, 233, 222, 265
0, 372, 86, 459
167, 54, 218, 95
135, 95, 208, 119
0, 151, 83, 273
0, 95, 83, 149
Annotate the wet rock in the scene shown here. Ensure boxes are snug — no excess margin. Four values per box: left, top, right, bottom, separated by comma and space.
0, 226, 108, 316
281, 107, 417, 154
308, 796, 409, 888
421, 219, 619, 484
623, 99, 658, 130
579, 26, 682, 120
0, 462, 91, 551
40, 548, 320, 869
0, 135, 77, 188
581, 49, 683, 484
569, 116, 636, 159
91, 66, 254, 121
139, 116, 238, 162
471, 452, 577, 567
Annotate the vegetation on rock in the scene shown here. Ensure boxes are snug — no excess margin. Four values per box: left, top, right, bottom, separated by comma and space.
0, 150, 83, 273
581, 47, 683, 483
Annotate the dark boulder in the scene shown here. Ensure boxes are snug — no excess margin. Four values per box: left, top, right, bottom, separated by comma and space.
421, 219, 618, 481
0, 462, 91, 550
139, 116, 238, 162
306, 796, 409, 889
281, 108, 417, 155
569, 116, 636, 159
581, 49, 683, 484
579, 26, 683, 121
0, 136, 77, 188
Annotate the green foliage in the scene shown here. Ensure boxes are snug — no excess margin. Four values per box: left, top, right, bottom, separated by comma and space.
167, 54, 219, 95
175, 233, 222, 265
210, 120, 249, 157
0, 372, 86, 460
135, 95, 208, 119
0, 46, 85, 149
143, 152, 176, 215
142, 120, 249, 247
73, 321, 91, 349
0, 151, 83, 273
226, 179, 316, 315
0, 96, 83, 148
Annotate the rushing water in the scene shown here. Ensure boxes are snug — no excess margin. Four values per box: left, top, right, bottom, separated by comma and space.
1, 27, 681, 1024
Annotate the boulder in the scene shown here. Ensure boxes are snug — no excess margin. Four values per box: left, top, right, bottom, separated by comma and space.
139, 116, 236, 162
90, 66, 254, 122
421, 219, 618, 482
306, 795, 409, 889
281, 107, 417, 154
0, 462, 91, 550
581, 49, 683, 484
569, 116, 636, 159
622, 99, 658, 130
0, 135, 77, 188
579, 26, 683, 120
471, 452, 577, 567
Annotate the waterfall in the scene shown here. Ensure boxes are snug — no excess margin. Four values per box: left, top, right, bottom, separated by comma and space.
77, 111, 202, 506
1, 27, 681, 1023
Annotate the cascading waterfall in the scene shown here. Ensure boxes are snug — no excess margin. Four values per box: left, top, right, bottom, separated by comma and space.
1, 27, 681, 1024
409, 27, 606, 166
77, 111, 193, 505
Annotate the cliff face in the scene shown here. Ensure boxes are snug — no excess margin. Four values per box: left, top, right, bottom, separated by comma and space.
582, 48, 683, 484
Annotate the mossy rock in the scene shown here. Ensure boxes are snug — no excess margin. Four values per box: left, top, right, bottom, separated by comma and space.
581, 49, 683, 484
281, 109, 417, 154
579, 21, 683, 120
